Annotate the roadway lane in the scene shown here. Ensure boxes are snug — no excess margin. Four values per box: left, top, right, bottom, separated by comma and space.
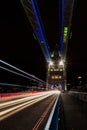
0, 91, 56, 120
0, 91, 60, 130
58, 93, 87, 130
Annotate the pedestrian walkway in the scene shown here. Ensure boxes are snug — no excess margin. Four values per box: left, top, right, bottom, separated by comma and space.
58, 93, 87, 130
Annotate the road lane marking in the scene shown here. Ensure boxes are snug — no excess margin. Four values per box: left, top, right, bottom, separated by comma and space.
32, 95, 57, 130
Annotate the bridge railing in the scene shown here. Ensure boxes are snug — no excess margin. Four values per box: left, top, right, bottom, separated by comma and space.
69, 91, 87, 102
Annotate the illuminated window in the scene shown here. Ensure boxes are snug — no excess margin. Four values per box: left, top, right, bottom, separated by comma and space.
60, 69, 63, 71
59, 76, 62, 79
52, 76, 55, 79
55, 75, 58, 79
51, 52, 54, 58
49, 61, 54, 67
63, 27, 68, 43
50, 69, 53, 71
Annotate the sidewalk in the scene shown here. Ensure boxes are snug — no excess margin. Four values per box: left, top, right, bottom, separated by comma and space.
59, 93, 87, 130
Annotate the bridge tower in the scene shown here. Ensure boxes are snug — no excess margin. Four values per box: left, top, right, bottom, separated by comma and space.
46, 44, 64, 90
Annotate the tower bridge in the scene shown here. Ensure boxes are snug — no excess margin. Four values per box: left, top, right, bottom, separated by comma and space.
20, 0, 74, 90
0, 1, 87, 130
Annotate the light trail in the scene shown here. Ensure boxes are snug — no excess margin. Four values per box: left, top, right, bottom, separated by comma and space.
0, 82, 22, 87
0, 91, 60, 121
0, 66, 37, 82
0, 60, 46, 84
0, 92, 51, 108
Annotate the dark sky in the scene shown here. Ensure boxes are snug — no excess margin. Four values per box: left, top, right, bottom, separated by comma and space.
0, 0, 87, 85
67, 0, 87, 84
0, 0, 47, 84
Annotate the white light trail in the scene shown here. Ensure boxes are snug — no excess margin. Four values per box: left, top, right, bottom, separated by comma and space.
0, 91, 60, 121
0, 60, 45, 84
0, 66, 37, 82
0, 92, 51, 108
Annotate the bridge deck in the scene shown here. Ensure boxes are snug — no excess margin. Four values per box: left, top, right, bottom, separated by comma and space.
59, 93, 87, 130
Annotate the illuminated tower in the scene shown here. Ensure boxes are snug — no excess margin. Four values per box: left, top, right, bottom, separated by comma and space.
47, 44, 64, 90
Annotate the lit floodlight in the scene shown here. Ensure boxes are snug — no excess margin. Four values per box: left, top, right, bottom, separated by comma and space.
59, 60, 64, 66
78, 76, 82, 79
49, 61, 53, 66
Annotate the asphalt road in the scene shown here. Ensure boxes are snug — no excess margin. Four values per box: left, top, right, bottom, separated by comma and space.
0, 93, 58, 130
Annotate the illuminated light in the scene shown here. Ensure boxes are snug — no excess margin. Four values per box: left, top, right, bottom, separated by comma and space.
78, 76, 82, 79
36, 27, 43, 43
60, 69, 63, 71
51, 52, 54, 58
50, 69, 53, 71
64, 30, 67, 33
59, 0, 64, 54
55, 76, 58, 79
52, 76, 55, 79
0, 82, 21, 87
64, 27, 68, 31
49, 61, 53, 66
1, 91, 56, 121
59, 76, 62, 79
30, 0, 51, 61
63, 27, 68, 43
64, 33, 67, 36
59, 60, 64, 66
21, 0, 51, 61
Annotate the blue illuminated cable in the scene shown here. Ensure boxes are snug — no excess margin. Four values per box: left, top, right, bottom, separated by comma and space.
21, 0, 51, 61
59, 0, 64, 54
31, 0, 51, 61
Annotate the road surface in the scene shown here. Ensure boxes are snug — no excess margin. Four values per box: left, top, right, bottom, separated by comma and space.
0, 91, 60, 130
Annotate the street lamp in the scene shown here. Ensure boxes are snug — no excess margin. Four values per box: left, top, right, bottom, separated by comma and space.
49, 61, 53, 66
77, 76, 82, 79
59, 60, 64, 68
59, 60, 64, 66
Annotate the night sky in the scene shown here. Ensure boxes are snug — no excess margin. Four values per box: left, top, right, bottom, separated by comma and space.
0, 0, 87, 86
67, 0, 87, 84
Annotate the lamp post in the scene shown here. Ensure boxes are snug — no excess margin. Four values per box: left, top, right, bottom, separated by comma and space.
77, 76, 82, 91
